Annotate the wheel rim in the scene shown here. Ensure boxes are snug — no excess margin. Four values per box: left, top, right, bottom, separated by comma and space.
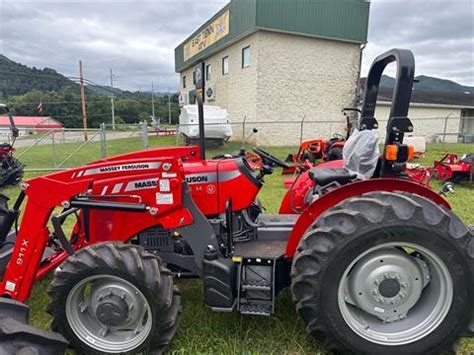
338, 241, 453, 346
66, 274, 153, 353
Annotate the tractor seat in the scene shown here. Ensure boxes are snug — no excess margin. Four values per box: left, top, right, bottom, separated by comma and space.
308, 168, 357, 186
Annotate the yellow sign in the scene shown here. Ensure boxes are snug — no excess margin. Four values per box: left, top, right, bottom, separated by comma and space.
184, 10, 230, 62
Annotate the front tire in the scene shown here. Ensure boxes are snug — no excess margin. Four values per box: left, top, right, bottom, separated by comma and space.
291, 191, 473, 354
48, 242, 180, 354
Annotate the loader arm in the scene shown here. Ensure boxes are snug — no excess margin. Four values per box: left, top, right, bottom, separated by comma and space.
0, 156, 196, 302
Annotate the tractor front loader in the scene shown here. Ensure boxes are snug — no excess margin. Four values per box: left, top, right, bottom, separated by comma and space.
0, 49, 472, 355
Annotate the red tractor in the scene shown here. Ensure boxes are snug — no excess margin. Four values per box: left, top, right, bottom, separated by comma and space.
0, 49, 472, 355
283, 108, 357, 174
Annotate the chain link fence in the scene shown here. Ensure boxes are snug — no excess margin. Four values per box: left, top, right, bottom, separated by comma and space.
8, 115, 474, 172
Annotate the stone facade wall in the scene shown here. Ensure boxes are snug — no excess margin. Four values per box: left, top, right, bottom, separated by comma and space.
255, 31, 361, 146
179, 30, 361, 146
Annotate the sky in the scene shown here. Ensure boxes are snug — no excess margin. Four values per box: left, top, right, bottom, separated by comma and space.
0, 0, 473, 92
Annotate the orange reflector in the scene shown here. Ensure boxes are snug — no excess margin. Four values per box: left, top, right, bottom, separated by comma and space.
385, 145, 398, 161
408, 145, 415, 160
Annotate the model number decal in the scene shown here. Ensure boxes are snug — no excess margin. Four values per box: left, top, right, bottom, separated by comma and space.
16, 239, 29, 265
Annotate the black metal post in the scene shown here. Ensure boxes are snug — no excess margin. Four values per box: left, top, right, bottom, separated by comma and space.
195, 62, 206, 159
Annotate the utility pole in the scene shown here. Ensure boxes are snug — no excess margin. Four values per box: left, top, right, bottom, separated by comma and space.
110, 68, 116, 130
151, 81, 155, 123
168, 88, 171, 124
79, 60, 88, 141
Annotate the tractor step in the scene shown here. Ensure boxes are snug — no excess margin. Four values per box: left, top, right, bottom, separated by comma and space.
239, 303, 272, 316
237, 256, 277, 316
242, 279, 271, 291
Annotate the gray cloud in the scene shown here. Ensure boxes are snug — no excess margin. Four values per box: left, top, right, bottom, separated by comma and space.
1, 0, 472, 91
1, 0, 229, 91
362, 0, 474, 86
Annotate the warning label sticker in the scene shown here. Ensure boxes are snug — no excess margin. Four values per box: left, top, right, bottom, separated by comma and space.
160, 179, 170, 192
156, 193, 173, 205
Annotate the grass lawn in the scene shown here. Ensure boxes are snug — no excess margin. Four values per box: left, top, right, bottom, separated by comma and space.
2, 136, 473, 354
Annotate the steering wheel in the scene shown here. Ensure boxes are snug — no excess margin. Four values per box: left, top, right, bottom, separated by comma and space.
253, 147, 290, 168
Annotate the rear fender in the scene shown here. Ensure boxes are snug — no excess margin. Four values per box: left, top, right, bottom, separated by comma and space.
285, 178, 450, 258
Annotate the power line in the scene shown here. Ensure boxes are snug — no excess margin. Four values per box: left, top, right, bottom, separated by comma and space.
0, 70, 76, 80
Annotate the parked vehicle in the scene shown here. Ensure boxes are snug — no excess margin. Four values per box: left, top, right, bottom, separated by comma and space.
179, 104, 233, 146
0, 49, 472, 355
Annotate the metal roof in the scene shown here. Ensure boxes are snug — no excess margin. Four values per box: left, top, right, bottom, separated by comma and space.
377, 87, 474, 109
175, 0, 370, 72
0, 116, 63, 128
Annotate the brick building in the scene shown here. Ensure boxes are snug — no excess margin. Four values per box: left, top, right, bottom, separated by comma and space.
174, 0, 370, 145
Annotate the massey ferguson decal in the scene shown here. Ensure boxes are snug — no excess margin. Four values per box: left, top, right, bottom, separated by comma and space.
125, 178, 159, 192
185, 171, 241, 184
78, 162, 162, 177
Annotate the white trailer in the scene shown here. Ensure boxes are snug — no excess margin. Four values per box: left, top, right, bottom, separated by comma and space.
178, 105, 233, 146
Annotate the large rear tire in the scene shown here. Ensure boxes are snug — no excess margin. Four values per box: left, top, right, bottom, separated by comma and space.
48, 242, 180, 354
291, 191, 473, 354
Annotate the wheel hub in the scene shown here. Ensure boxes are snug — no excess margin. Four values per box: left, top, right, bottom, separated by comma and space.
96, 293, 129, 326
66, 275, 153, 353
378, 278, 401, 298
344, 247, 430, 322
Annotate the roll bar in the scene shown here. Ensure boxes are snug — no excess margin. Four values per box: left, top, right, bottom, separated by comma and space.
359, 49, 416, 177
360, 48, 415, 145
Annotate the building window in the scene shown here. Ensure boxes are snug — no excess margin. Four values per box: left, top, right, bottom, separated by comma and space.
206, 64, 212, 81
183, 76, 186, 89
222, 56, 229, 75
193, 71, 196, 85
242, 46, 250, 68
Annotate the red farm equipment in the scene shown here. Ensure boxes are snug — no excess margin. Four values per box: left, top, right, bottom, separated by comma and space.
282, 108, 357, 174
405, 153, 473, 186
0, 49, 472, 355
432, 153, 474, 183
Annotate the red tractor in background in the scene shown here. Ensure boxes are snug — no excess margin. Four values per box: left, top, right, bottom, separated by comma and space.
0, 49, 472, 355
282, 108, 357, 174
